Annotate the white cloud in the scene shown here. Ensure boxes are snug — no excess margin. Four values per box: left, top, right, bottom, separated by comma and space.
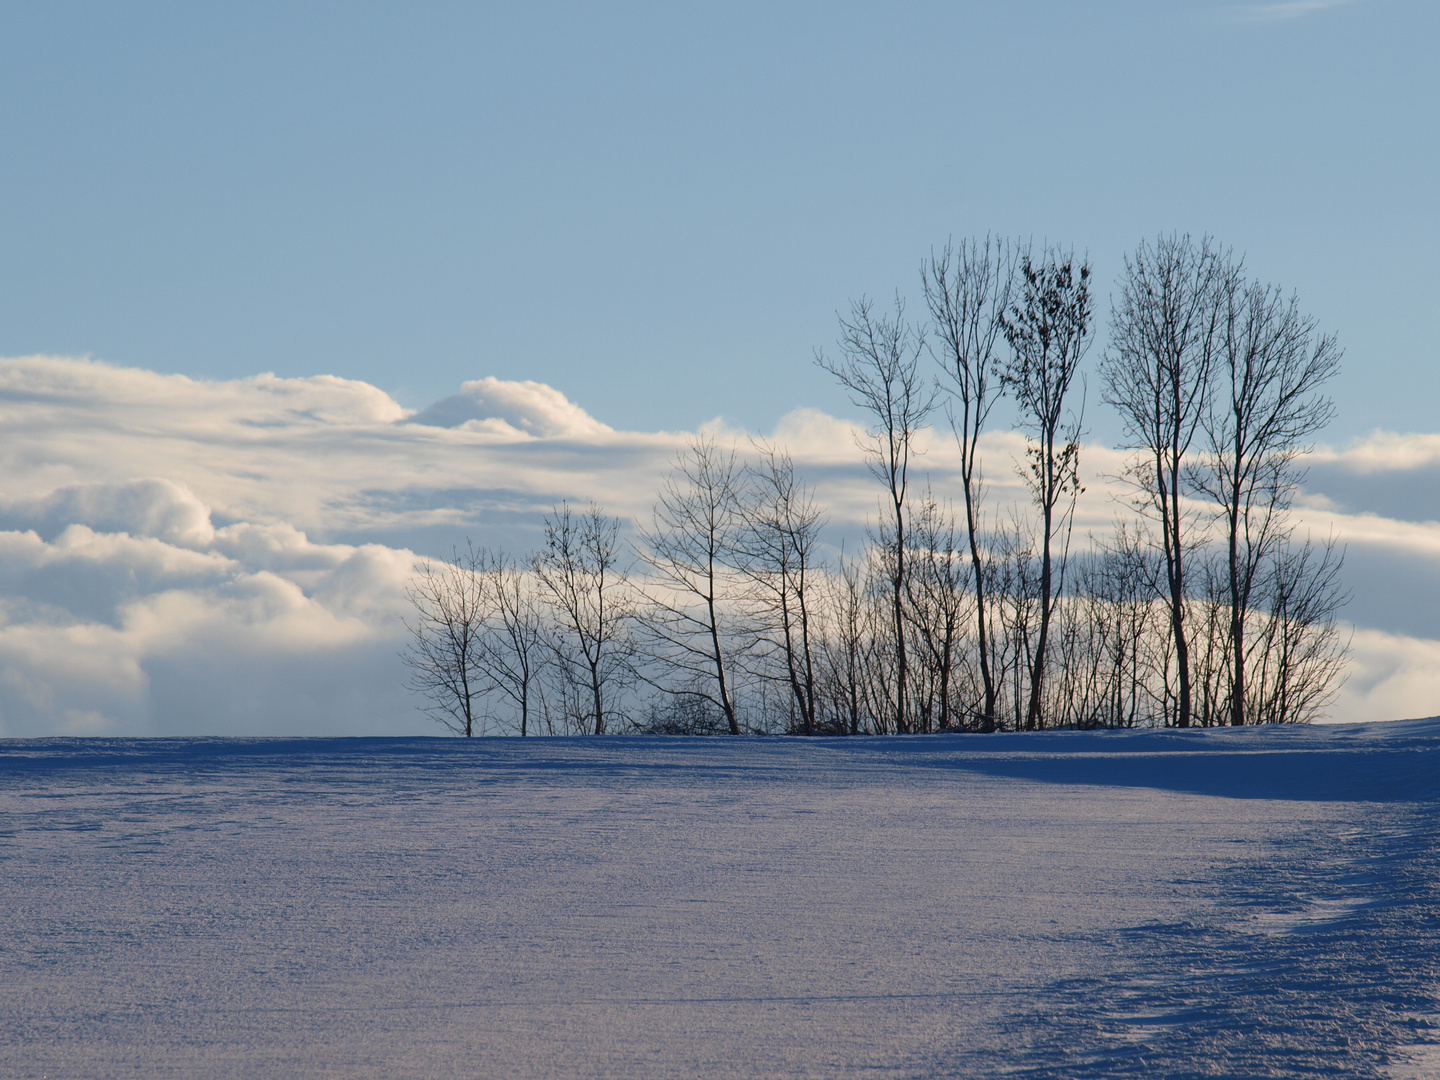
408, 376, 614, 439
0, 519, 420, 737
0, 354, 1435, 733
0, 479, 216, 548
1314, 430, 1440, 474
0, 452, 420, 735
0, 355, 1136, 548
1329, 627, 1440, 724
1304, 510, 1440, 559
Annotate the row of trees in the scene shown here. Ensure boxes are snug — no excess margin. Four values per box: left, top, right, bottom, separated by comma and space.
404, 235, 1348, 735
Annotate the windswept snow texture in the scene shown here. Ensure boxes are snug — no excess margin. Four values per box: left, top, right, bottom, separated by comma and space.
2, 722, 1439, 1079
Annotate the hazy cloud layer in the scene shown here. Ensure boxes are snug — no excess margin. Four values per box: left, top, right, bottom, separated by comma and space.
0, 355, 1434, 734
1306, 433, 1440, 525
1221, 0, 1371, 23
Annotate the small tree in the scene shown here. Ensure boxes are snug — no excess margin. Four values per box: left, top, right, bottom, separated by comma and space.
402, 544, 489, 736
474, 548, 547, 736
1061, 529, 1162, 729
1249, 534, 1349, 725
818, 551, 875, 736
535, 502, 636, 735
741, 442, 827, 735
904, 491, 971, 732
986, 514, 1041, 731
636, 437, 748, 735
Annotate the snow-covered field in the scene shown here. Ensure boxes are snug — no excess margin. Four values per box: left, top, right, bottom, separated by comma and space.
2, 721, 1438, 1079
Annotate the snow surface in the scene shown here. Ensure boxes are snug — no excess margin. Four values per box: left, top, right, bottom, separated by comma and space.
2, 721, 1438, 1079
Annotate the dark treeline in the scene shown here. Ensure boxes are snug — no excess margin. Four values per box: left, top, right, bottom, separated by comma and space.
404, 235, 1349, 736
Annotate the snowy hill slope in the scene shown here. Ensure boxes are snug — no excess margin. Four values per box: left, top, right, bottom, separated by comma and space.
2, 721, 1438, 1078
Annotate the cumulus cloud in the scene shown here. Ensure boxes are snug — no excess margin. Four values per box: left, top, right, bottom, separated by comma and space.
408, 376, 614, 439
0, 354, 1434, 732
0, 479, 216, 548
0, 476, 418, 737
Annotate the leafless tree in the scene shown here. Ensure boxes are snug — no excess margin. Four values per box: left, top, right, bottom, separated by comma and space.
1249, 534, 1349, 725
904, 491, 972, 732
636, 437, 748, 735
401, 543, 489, 736
1189, 553, 1235, 727
1001, 249, 1092, 729
816, 296, 937, 733
741, 441, 827, 735
818, 552, 874, 735
986, 515, 1043, 731
473, 548, 547, 736
1197, 275, 1342, 725
1102, 235, 1230, 728
1063, 528, 1161, 728
534, 502, 636, 735
923, 236, 1020, 731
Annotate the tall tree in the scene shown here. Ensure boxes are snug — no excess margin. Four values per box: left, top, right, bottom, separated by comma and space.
816, 296, 937, 733
636, 437, 747, 735
1002, 249, 1092, 730
535, 502, 636, 735
1199, 276, 1340, 725
922, 236, 1019, 731
1101, 235, 1229, 728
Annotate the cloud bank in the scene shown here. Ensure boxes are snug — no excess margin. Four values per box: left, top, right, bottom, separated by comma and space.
0, 355, 1434, 734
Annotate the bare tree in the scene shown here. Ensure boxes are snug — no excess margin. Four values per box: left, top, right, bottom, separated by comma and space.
1190, 552, 1235, 728
1198, 275, 1342, 725
1001, 249, 1092, 730
401, 543, 488, 736
636, 437, 748, 735
904, 491, 971, 732
818, 551, 875, 735
816, 296, 937, 733
741, 441, 826, 735
535, 502, 636, 735
1250, 534, 1349, 725
1102, 235, 1230, 728
987, 514, 1041, 731
923, 236, 1019, 731
474, 548, 547, 736
1056, 526, 1168, 729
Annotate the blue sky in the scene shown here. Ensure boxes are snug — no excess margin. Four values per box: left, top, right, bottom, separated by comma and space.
1, 1, 1434, 438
